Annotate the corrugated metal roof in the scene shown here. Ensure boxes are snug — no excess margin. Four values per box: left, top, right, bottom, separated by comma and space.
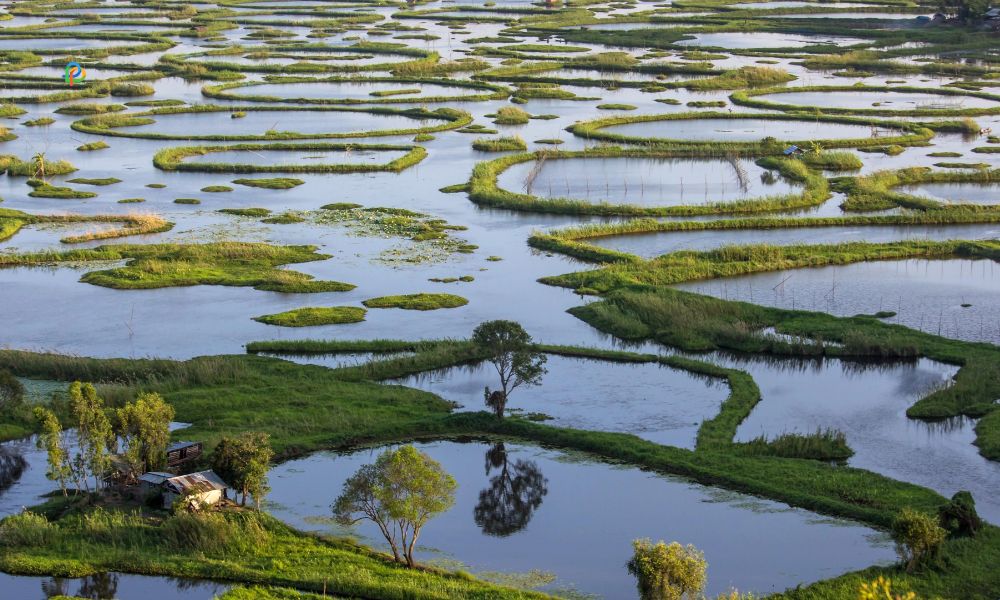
167, 441, 200, 452
164, 470, 227, 494
138, 471, 173, 484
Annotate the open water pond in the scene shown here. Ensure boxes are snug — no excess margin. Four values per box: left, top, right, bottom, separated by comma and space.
117, 110, 433, 137
267, 440, 894, 598
388, 354, 728, 448
675, 31, 867, 48
0, 572, 230, 599
697, 352, 1000, 522
498, 156, 802, 206
225, 80, 486, 101
590, 223, 1000, 259
758, 90, 1000, 110
896, 182, 1000, 205
674, 259, 1000, 344
600, 117, 889, 142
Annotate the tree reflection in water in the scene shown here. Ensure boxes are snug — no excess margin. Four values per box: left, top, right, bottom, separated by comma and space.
0, 449, 27, 495
41, 573, 120, 599
474, 443, 548, 537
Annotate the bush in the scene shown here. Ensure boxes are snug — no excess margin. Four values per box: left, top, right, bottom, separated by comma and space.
892, 508, 947, 572
0, 511, 56, 546
0, 370, 24, 412
626, 538, 706, 600
938, 491, 982, 538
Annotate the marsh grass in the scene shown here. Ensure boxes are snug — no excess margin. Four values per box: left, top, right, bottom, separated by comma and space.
253, 306, 367, 327
0, 242, 355, 293
363, 293, 469, 311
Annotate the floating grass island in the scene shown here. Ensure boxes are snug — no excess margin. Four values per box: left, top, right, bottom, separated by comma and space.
153, 143, 427, 174
1, 1, 1000, 598
0, 242, 355, 293
253, 306, 367, 327
362, 293, 469, 310
72, 105, 474, 141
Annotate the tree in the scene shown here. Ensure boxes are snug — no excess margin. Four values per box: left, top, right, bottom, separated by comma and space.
116, 392, 174, 475
333, 445, 456, 567
212, 431, 274, 509
0, 370, 24, 413
471, 320, 547, 418
938, 491, 982, 538
474, 442, 548, 537
892, 508, 947, 573
68, 382, 114, 491
626, 539, 707, 600
33, 407, 71, 497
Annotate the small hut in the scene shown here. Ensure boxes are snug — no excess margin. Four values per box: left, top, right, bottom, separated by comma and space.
166, 441, 203, 470
161, 470, 228, 510
138, 471, 173, 494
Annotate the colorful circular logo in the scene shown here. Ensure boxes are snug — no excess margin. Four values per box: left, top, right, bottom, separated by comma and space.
64, 62, 86, 86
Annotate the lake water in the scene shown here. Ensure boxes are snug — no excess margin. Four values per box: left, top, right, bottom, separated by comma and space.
389, 354, 728, 448
674, 259, 1000, 344
267, 440, 895, 598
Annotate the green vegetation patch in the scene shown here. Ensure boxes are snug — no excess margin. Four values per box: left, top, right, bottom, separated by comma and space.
232, 177, 305, 189
468, 147, 829, 217
472, 136, 527, 152
363, 293, 469, 311
154, 143, 427, 174
254, 306, 367, 327
219, 208, 272, 217
567, 111, 931, 151
732, 85, 1000, 117
0, 242, 355, 293
76, 141, 109, 152
66, 178, 122, 186
72, 106, 473, 141
313, 206, 475, 265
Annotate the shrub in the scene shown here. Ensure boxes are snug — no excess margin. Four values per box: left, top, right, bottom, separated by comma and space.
938, 491, 982, 538
493, 106, 530, 125
0, 511, 56, 547
892, 508, 947, 572
0, 369, 24, 411
858, 576, 916, 600
626, 539, 706, 600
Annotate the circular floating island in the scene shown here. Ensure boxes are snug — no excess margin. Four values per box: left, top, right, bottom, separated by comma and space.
73, 105, 472, 141
567, 111, 932, 149
202, 76, 511, 104
733, 85, 1000, 116
153, 142, 428, 174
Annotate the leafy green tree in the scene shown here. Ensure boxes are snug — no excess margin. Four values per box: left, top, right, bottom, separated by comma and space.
938, 490, 982, 538
212, 431, 274, 509
0, 370, 24, 413
116, 392, 174, 475
68, 382, 114, 491
471, 320, 547, 418
333, 445, 457, 567
892, 507, 947, 572
626, 539, 707, 600
33, 407, 71, 496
